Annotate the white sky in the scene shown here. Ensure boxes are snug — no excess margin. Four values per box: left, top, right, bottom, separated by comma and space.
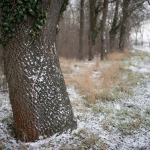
131, 23, 150, 42
142, 23, 150, 42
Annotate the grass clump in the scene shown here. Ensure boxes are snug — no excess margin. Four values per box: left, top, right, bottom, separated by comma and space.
1, 117, 16, 139
74, 71, 98, 103
0, 144, 6, 150
92, 105, 104, 113
98, 62, 123, 101
117, 120, 141, 134
145, 108, 150, 115
107, 49, 129, 61
73, 130, 107, 149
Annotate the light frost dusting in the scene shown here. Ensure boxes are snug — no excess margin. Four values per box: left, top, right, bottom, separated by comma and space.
0, 46, 150, 149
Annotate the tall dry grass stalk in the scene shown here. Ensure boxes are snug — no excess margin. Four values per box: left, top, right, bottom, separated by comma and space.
74, 71, 97, 103
99, 62, 124, 100
107, 49, 129, 61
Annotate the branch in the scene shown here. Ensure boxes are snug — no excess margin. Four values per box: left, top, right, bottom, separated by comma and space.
95, 1, 103, 14
109, 0, 116, 3
128, 1, 145, 17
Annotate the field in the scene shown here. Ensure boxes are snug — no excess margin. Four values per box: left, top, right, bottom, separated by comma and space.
0, 47, 150, 150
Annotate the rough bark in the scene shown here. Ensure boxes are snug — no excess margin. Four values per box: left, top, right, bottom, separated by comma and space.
100, 0, 108, 60
88, 0, 94, 61
0, 8, 4, 73
79, 0, 84, 60
0, 45, 3, 73
3, 0, 77, 142
119, 0, 130, 52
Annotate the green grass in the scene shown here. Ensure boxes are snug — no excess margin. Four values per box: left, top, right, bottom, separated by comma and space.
72, 130, 107, 149
0, 145, 6, 150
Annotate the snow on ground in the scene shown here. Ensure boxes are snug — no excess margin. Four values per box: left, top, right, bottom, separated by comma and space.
129, 66, 150, 73
133, 46, 150, 53
129, 47, 150, 74
0, 47, 150, 149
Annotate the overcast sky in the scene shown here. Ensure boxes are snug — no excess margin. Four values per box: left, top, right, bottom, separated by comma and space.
142, 23, 150, 42
131, 23, 150, 42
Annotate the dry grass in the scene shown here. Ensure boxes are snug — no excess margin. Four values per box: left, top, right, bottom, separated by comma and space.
59, 57, 74, 74
98, 62, 124, 100
59, 50, 138, 103
107, 49, 129, 61
62, 61, 127, 102
60, 57, 99, 103
74, 71, 98, 103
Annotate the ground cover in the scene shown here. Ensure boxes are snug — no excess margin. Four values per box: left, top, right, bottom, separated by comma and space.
0, 47, 150, 150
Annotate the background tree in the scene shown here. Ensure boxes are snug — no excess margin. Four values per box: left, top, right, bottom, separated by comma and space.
109, 0, 120, 52
100, 0, 109, 60
56, 0, 149, 60
88, 0, 95, 60
0, 45, 3, 73
119, 0, 146, 52
1, 0, 77, 142
119, 0, 130, 52
0, 8, 3, 73
88, 0, 103, 60
57, 3, 80, 59
79, 0, 85, 60
128, 2, 150, 45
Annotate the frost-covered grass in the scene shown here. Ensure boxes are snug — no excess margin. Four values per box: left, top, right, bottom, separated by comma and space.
0, 47, 150, 149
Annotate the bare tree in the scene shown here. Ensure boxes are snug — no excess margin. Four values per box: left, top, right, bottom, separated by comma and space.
57, 3, 81, 59
119, 0, 146, 52
79, 0, 85, 60
109, 0, 120, 51
57, 0, 149, 60
119, 0, 130, 52
88, 0, 103, 60
100, 0, 109, 60
88, 0, 95, 60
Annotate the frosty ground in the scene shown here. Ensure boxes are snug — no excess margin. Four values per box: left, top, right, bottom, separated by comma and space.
0, 47, 150, 150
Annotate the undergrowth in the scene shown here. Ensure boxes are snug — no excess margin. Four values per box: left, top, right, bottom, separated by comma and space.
60, 49, 146, 103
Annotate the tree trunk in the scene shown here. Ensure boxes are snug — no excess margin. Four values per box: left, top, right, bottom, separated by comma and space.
100, 0, 108, 60
109, 0, 120, 52
141, 28, 143, 46
119, 0, 130, 52
3, 0, 77, 142
0, 8, 3, 73
79, 0, 84, 60
136, 31, 138, 46
0, 45, 3, 73
88, 0, 94, 61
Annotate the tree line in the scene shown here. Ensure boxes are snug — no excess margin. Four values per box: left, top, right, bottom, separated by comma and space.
57, 0, 150, 60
